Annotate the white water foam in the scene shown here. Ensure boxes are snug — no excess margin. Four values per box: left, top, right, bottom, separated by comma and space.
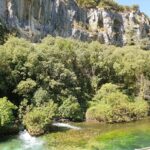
19, 130, 43, 149
135, 147, 150, 150
52, 123, 81, 130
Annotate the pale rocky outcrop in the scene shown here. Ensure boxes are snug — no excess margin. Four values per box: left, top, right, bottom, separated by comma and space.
0, 0, 149, 45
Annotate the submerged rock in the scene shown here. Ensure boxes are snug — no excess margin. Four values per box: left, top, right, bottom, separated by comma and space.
0, 0, 149, 45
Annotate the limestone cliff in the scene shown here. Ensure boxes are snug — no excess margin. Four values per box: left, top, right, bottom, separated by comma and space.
0, 0, 150, 45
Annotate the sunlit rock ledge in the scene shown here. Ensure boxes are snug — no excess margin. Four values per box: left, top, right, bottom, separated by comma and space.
0, 0, 150, 45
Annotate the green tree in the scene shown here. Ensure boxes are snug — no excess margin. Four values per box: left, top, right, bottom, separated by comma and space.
23, 101, 57, 136
113, 46, 150, 95
16, 78, 37, 98
0, 97, 17, 127
86, 83, 149, 123
59, 96, 83, 121
0, 36, 150, 124
33, 88, 50, 106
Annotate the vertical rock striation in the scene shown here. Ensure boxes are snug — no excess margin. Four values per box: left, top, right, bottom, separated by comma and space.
0, 0, 149, 45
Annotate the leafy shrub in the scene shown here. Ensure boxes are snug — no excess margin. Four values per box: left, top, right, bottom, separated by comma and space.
139, 38, 150, 50
59, 96, 83, 121
76, 0, 139, 12
76, 0, 98, 8
23, 102, 57, 136
77, 0, 125, 12
18, 99, 30, 120
16, 78, 37, 97
86, 83, 149, 123
131, 4, 139, 11
98, 0, 124, 11
86, 103, 111, 122
33, 88, 50, 106
132, 98, 149, 120
0, 97, 17, 127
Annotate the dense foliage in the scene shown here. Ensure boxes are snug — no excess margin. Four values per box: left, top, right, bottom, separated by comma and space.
0, 36, 150, 135
58, 96, 83, 121
23, 102, 57, 135
86, 83, 149, 123
0, 97, 17, 127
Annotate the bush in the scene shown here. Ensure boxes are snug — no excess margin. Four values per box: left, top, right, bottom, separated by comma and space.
132, 98, 149, 120
59, 96, 83, 121
98, 0, 124, 11
86, 103, 111, 122
77, 0, 124, 11
23, 102, 57, 136
76, 0, 98, 8
33, 87, 50, 106
16, 78, 37, 97
0, 97, 17, 127
86, 83, 149, 123
131, 4, 139, 11
139, 38, 150, 50
76, 0, 139, 12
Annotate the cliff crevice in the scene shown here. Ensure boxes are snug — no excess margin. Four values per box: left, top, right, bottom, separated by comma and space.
0, 0, 149, 45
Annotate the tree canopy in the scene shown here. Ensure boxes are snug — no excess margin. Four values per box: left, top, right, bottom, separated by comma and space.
0, 36, 150, 135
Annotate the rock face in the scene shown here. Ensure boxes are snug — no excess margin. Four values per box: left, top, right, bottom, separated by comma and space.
0, 0, 150, 45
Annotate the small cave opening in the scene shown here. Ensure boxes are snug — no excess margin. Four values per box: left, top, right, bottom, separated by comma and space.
145, 28, 150, 35
113, 19, 122, 43
98, 19, 104, 28
113, 19, 121, 33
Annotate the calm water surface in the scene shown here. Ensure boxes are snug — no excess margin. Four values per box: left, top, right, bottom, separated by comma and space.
1, 118, 150, 150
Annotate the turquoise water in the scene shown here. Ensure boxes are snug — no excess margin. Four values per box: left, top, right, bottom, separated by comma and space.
1, 119, 150, 150
0, 136, 22, 150
0, 130, 44, 150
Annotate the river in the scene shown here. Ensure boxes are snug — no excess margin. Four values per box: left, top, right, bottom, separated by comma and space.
1, 118, 150, 150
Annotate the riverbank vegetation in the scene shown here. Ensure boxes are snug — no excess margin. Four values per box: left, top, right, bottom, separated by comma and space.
0, 97, 18, 135
86, 83, 149, 123
0, 36, 150, 135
